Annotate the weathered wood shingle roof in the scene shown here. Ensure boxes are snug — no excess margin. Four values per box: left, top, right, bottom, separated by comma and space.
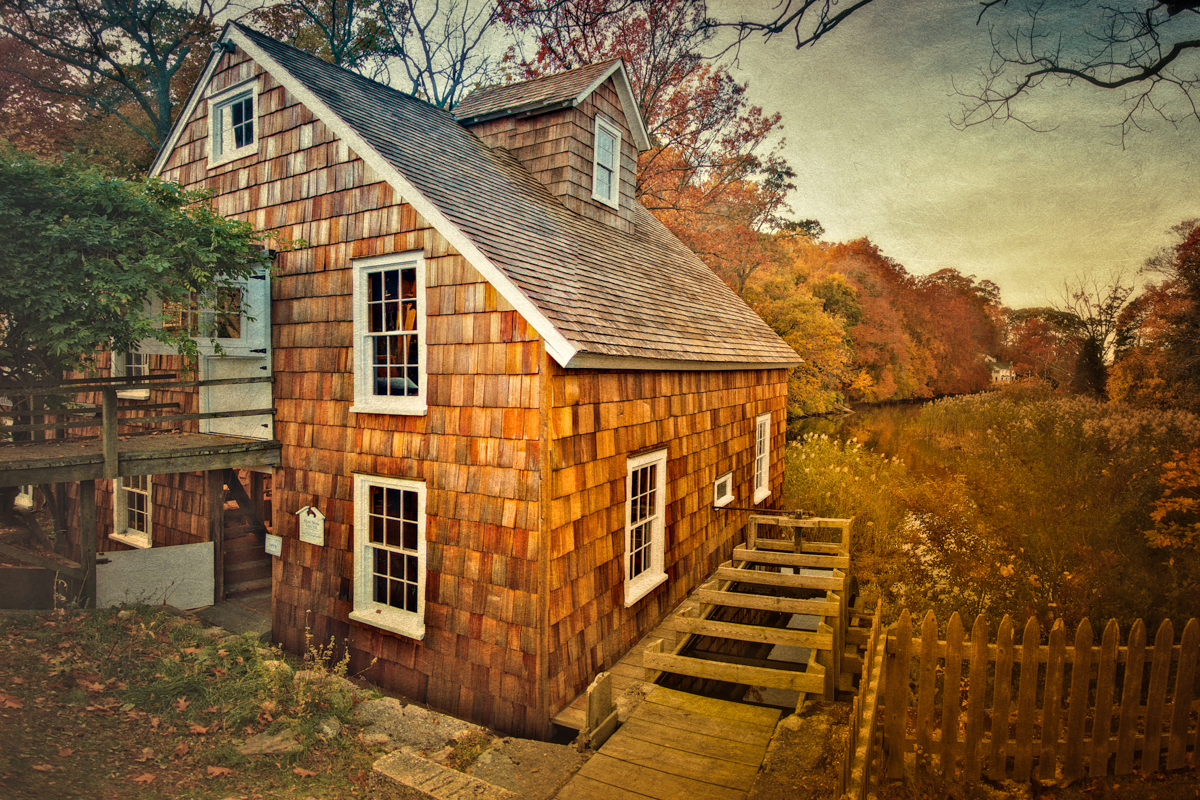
174, 25, 800, 370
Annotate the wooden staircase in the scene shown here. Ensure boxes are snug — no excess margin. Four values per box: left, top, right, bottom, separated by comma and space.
220, 469, 272, 598
644, 515, 864, 711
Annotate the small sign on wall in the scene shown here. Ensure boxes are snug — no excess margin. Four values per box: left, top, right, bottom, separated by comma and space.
296, 506, 326, 546
264, 533, 283, 557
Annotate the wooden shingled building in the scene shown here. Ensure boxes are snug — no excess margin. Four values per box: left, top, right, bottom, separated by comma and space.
144, 22, 801, 738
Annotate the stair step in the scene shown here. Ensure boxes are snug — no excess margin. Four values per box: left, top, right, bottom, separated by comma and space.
225, 577, 272, 596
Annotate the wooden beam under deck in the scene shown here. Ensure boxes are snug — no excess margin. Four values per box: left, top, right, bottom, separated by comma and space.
0, 431, 281, 487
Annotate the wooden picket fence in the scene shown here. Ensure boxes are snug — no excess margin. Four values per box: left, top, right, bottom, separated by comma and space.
838, 602, 885, 799
840, 610, 1200, 797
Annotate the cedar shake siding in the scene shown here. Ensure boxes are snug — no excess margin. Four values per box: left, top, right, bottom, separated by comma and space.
159, 49, 549, 734
544, 367, 788, 713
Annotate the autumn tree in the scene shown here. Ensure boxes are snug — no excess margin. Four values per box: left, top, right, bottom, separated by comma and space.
0, 0, 222, 160
1001, 306, 1081, 385
255, 0, 503, 108
1054, 275, 1136, 397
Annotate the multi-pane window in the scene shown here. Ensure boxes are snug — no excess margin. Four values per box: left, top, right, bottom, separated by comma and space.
625, 448, 668, 606
112, 474, 152, 548
350, 475, 426, 639
753, 412, 771, 503
114, 350, 149, 399
163, 289, 243, 339
352, 253, 426, 415
592, 117, 621, 208
208, 80, 258, 165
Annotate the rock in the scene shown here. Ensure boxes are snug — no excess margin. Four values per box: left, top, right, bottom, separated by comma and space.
201, 626, 226, 640
355, 697, 487, 753
317, 716, 341, 740
237, 727, 302, 756
117, 609, 135, 620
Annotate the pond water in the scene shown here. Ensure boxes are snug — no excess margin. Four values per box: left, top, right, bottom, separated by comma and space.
790, 402, 951, 478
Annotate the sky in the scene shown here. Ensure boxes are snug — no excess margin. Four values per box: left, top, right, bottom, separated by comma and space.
710, 0, 1200, 309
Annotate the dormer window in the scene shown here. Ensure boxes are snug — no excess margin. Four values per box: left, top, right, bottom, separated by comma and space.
592, 116, 621, 208
208, 78, 258, 166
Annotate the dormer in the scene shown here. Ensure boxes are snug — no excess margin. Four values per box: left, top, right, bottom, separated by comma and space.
454, 60, 651, 234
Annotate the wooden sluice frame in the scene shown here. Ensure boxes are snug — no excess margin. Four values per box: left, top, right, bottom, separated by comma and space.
644, 514, 858, 711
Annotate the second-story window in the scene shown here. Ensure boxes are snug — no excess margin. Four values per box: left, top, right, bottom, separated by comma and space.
208, 78, 259, 166
351, 252, 427, 416
592, 116, 622, 208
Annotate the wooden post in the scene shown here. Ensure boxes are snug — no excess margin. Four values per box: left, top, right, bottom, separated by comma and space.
1063, 618, 1094, 783
1090, 619, 1120, 777
207, 469, 225, 604
941, 612, 964, 778
79, 479, 96, 607
986, 616, 1015, 781
1114, 619, 1146, 775
585, 672, 618, 749
1167, 619, 1199, 770
100, 388, 118, 478
883, 610, 911, 780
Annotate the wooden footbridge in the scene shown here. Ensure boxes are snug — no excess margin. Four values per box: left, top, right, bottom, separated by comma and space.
555, 514, 869, 800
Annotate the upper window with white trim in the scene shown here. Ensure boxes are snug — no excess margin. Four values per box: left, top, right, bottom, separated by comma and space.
349, 474, 426, 640
138, 270, 269, 358
592, 116, 622, 208
753, 412, 771, 504
351, 252, 427, 416
714, 471, 734, 508
208, 78, 259, 166
625, 448, 668, 606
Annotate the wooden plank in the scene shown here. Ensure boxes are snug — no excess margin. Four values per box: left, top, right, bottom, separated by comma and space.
101, 389, 118, 478
1115, 618, 1147, 775
963, 614, 988, 782
617, 717, 769, 767
1167, 618, 1199, 770
621, 703, 774, 756
914, 611, 938, 777
208, 470, 225, 603
986, 615, 1015, 782
884, 610, 911, 780
697, 589, 840, 617
714, 564, 844, 592
1090, 619, 1119, 778
941, 612, 964, 778
555, 774, 656, 800
597, 733, 761, 791
1141, 619, 1174, 773
673, 614, 834, 651
574, 753, 745, 800
1040, 620, 1066, 782
642, 686, 780, 731
0, 543, 86, 580
1012, 616, 1041, 782
79, 479, 96, 608
1063, 618, 1093, 783
644, 645, 824, 693
731, 547, 850, 569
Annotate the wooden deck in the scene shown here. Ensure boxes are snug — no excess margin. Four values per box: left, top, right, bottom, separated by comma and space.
0, 431, 281, 486
556, 686, 780, 800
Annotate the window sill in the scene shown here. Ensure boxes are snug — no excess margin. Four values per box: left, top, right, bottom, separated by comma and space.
753, 488, 771, 505
349, 401, 428, 417
349, 609, 426, 641
714, 495, 734, 509
624, 570, 667, 608
209, 144, 258, 168
109, 532, 151, 549
116, 390, 150, 401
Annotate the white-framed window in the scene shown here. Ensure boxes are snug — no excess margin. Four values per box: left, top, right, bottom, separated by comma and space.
753, 412, 771, 504
113, 350, 149, 400
14, 485, 35, 510
350, 252, 427, 416
592, 116, 622, 208
208, 78, 259, 166
139, 270, 269, 358
625, 448, 668, 607
714, 471, 734, 508
112, 474, 152, 549
349, 474, 427, 640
